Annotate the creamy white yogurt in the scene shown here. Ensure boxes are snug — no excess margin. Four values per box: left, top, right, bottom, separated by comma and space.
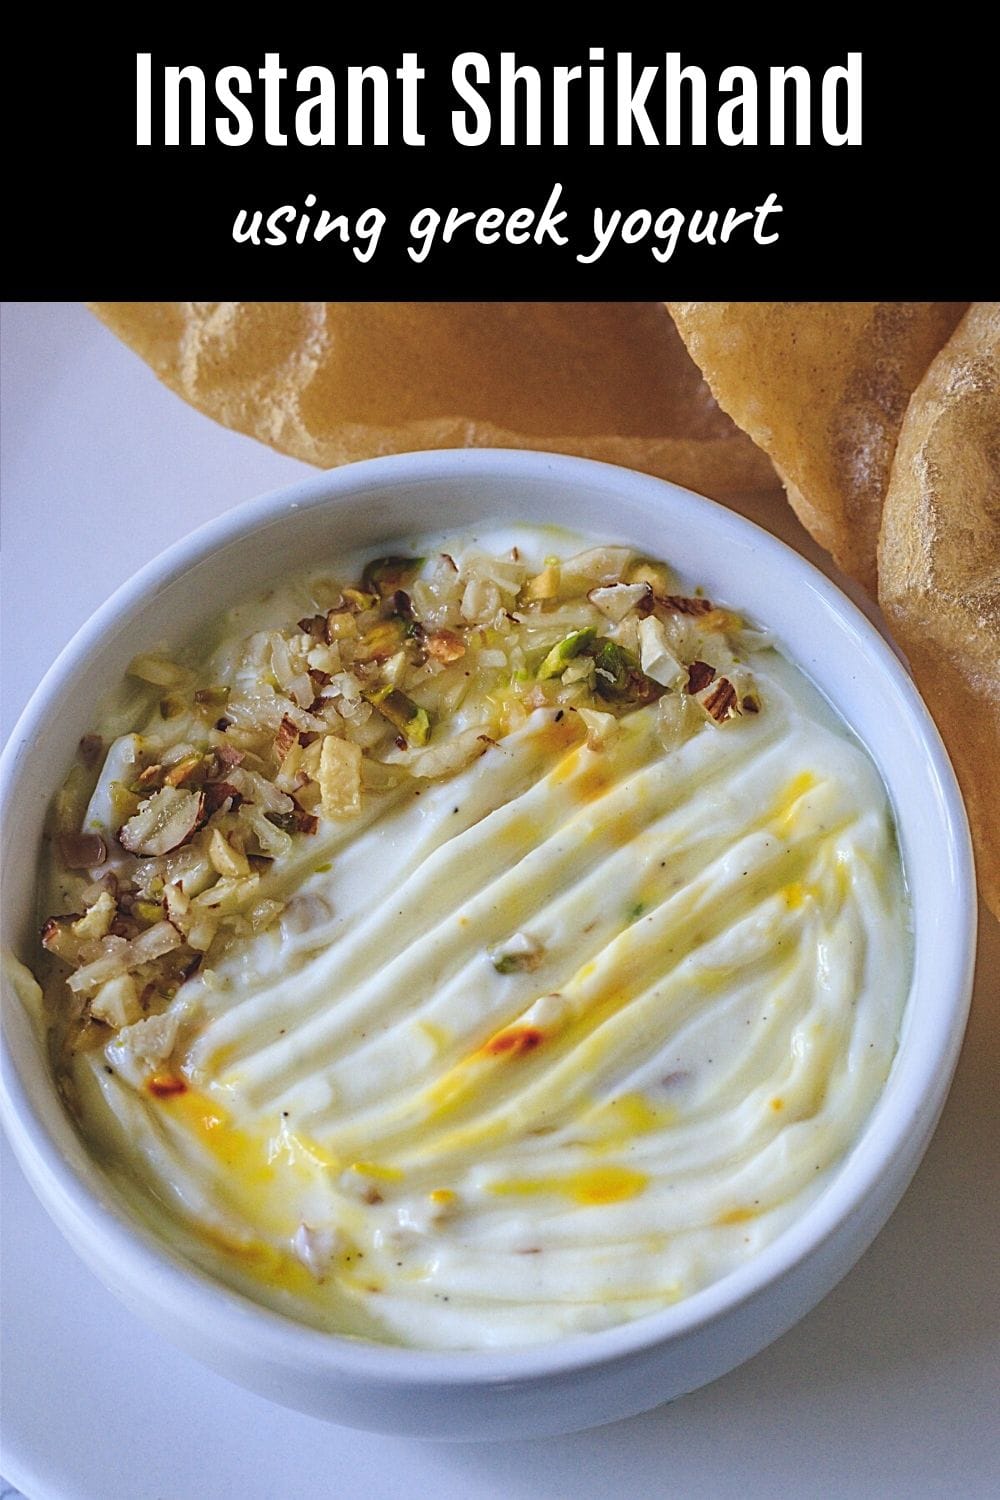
42, 528, 910, 1349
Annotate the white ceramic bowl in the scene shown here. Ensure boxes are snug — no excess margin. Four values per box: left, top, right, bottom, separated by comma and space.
0, 450, 976, 1441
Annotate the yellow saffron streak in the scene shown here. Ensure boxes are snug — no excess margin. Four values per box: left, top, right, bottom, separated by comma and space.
347, 1160, 404, 1183
717, 1207, 756, 1225
489, 1165, 648, 1206
772, 771, 818, 835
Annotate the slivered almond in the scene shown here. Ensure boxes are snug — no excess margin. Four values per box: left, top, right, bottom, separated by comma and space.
208, 829, 251, 879
118, 787, 205, 856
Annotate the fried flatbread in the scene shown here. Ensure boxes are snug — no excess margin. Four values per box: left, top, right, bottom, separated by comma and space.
879, 302, 1000, 920
90, 302, 774, 499
667, 302, 968, 590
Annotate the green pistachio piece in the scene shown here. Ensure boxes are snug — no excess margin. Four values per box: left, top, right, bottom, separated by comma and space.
590, 640, 663, 704
536, 627, 597, 680
360, 556, 424, 598
367, 687, 432, 747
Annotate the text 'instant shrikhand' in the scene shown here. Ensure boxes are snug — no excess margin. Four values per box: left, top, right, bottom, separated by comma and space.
17, 528, 910, 1348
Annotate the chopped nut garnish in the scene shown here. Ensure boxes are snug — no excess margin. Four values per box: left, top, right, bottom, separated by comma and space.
41, 538, 765, 1064
72, 891, 117, 942
90, 972, 143, 1030
425, 630, 466, 663
699, 678, 740, 722
491, 932, 545, 974
525, 564, 560, 601
163, 754, 205, 788
60, 832, 108, 869
318, 735, 363, 819
209, 828, 252, 879
324, 607, 358, 641
118, 787, 206, 857
78, 733, 104, 769
660, 594, 715, 616
686, 660, 717, 695
274, 716, 300, 762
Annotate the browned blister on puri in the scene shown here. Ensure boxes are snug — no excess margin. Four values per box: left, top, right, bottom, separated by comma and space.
879, 303, 1000, 921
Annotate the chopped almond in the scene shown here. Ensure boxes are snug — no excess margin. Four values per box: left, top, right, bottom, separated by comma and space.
274, 715, 300, 762
71, 891, 117, 942
163, 882, 190, 924
41, 915, 84, 964
699, 678, 740, 722
686, 660, 717, 694
90, 972, 143, 1030
118, 787, 206, 856
588, 582, 652, 623
660, 594, 715, 617
208, 828, 251, 879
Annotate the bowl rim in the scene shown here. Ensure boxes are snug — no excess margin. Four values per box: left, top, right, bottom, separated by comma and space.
0, 447, 976, 1387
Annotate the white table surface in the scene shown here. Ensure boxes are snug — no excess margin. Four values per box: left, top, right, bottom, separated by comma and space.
1, 301, 998, 1500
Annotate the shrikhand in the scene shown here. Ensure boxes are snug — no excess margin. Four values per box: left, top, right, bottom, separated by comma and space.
24, 526, 910, 1349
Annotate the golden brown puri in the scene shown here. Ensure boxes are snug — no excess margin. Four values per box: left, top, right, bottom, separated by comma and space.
667, 302, 968, 591
879, 303, 1000, 921
89, 302, 774, 498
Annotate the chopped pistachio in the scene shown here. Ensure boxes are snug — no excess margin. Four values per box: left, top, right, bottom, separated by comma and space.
367, 688, 432, 747
490, 932, 545, 974
537, 627, 597, 680
590, 640, 662, 704
356, 619, 407, 662
341, 586, 380, 613
324, 608, 358, 641
193, 685, 230, 707
163, 754, 205, 788
361, 556, 423, 598
134, 899, 167, 927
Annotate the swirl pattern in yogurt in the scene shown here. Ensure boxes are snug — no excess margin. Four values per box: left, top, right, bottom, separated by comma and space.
26, 527, 910, 1349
